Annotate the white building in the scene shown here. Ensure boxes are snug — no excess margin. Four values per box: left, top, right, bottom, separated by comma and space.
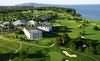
37, 22, 52, 32
27, 20, 36, 26
27, 20, 37, 28
23, 28, 42, 40
13, 19, 27, 26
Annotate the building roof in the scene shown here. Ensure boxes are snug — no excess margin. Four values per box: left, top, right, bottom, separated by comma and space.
23, 28, 31, 39
0, 24, 4, 27
3, 21, 10, 25
23, 28, 42, 40
27, 20, 36, 25
13, 19, 27, 26
37, 21, 52, 32
37, 26, 52, 32
0, 21, 10, 27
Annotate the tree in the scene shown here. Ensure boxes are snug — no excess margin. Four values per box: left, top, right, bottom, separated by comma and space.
74, 36, 89, 52
91, 40, 99, 54
57, 34, 71, 46
94, 25, 100, 31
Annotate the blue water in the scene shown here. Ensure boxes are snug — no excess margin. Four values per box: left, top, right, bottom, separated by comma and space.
68, 5, 100, 20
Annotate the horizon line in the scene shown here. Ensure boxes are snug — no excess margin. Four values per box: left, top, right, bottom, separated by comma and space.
0, 2, 100, 6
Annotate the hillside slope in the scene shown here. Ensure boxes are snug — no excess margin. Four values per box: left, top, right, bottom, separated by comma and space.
0, 7, 99, 61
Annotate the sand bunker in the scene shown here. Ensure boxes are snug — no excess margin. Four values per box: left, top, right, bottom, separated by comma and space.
62, 50, 77, 58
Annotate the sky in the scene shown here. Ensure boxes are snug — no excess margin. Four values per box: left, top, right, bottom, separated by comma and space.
0, 0, 100, 6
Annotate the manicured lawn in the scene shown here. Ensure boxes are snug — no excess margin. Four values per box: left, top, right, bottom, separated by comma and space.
0, 11, 100, 61
49, 51, 63, 61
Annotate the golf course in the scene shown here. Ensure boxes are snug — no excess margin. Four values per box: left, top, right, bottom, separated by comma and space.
0, 7, 100, 61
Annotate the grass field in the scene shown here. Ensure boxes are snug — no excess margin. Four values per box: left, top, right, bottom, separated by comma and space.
0, 8, 100, 61
0, 19, 100, 61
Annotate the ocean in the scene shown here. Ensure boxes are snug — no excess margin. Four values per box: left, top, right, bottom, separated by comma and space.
68, 5, 100, 20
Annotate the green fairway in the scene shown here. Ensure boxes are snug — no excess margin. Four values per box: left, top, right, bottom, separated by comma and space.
0, 7, 100, 61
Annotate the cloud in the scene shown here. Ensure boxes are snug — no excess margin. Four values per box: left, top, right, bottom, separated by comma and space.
0, 0, 100, 6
